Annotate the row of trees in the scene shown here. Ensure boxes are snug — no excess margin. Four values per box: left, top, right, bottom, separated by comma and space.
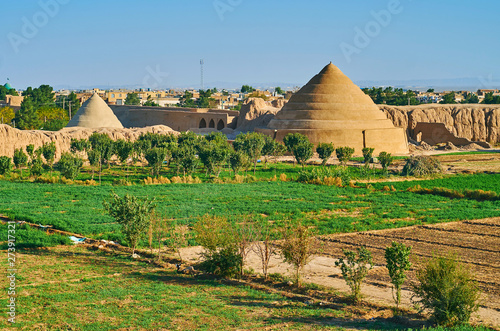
104, 193, 480, 327
362, 87, 420, 106
0, 130, 399, 183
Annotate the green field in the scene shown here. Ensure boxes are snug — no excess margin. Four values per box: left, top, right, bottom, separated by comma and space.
1, 173, 500, 245
0, 245, 492, 331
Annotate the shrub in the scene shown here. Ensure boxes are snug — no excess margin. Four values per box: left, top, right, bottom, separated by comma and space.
335, 246, 374, 304
316, 142, 335, 166
57, 152, 83, 180
412, 253, 480, 326
402, 155, 442, 177
385, 241, 412, 307
194, 215, 241, 278
104, 193, 156, 255
335, 146, 355, 165
0, 156, 12, 175
145, 147, 170, 177
284, 133, 314, 167
29, 157, 44, 177
378, 152, 393, 171
13, 148, 28, 170
198, 247, 242, 278
280, 222, 315, 287
41, 142, 56, 170
362, 147, 375, 164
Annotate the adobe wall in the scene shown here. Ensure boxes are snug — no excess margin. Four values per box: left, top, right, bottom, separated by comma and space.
110, 105, 238, 131
256, 127, 408, 155
381, 104, 500, 144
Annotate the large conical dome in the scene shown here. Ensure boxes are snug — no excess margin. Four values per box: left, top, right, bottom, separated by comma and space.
263, 62, 408, 154
66, 93, 123, 129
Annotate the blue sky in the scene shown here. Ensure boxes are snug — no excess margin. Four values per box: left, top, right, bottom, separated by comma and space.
1, 0, 499, 90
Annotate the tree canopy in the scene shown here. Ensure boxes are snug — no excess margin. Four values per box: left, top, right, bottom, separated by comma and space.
362, 87, 420, 106
125, 93, 140, 105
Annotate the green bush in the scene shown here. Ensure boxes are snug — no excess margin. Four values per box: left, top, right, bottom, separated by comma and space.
385, 241, 412, 307
57, 152, 83, 180
378, 151, 393, 171
335, 246, 373, 304
0, 156, 12, 175
198, 247, 242, 278
29, 157, 44, 177
412, 253, 480, 326
402, 155, 442, 177
362, 147, 375, 164
335, 146, 355, 165
316, 143, 335, 166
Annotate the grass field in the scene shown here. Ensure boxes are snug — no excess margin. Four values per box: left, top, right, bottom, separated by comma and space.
0, 245, 494, 331
1, 173, 500, 246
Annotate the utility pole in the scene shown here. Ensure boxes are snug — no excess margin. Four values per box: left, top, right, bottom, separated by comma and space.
200, 59, 204, 91
69, 101, 72, 119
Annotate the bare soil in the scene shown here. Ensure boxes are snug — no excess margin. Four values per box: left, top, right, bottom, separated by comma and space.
180, 218, 500, 328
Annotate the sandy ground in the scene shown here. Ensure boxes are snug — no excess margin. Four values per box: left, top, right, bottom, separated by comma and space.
179, 219, 500, 328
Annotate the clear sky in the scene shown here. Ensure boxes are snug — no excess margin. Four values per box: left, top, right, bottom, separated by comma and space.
1, 0, 499, 90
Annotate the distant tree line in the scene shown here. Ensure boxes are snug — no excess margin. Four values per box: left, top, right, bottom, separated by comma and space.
362, 87, 420, 106
2, 84, 79, 131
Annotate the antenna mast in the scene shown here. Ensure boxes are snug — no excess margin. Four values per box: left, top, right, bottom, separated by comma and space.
200, 59, 204, 90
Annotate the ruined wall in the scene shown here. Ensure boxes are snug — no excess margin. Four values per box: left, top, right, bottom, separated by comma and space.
381, 104, 500, 144
110, 105, 238, 131
0, 124, 177, 160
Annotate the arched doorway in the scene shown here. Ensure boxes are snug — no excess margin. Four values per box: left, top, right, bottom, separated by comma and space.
199, 118, 207, 128
209, 119, 215, 128
217, 119, 225, 130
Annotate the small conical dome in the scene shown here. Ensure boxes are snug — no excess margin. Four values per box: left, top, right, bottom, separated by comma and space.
66, 93, 123, 129
264, 63, 408, 154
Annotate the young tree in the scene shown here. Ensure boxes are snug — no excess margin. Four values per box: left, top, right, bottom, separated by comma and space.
70, 138, 91, 159
378, 151, 393, 173
26, 144, 35, 163
412, 253, 480, 326
114, 139, 134, 166
283, 133, 314, 167
335, 146, 355, 166
234, 221, 257, 277
194, 215, 241, 278
0, 156, 12, 175
145, 147, 170, 177
252, 222, 278, 280
316, 142, 335, 166
229, 150, 251, 175
281, 222, 315, 287
41, 142, 56, 171
104, 193, 156, 255
233, 132, 265, 174
362, 147, 374, 165
385, 242, 412, 307
13, 148, 28, 177
57, 152, 83, 180
335, 247, 374, 304
29, 157, 44, 177
198, 138, 231, 177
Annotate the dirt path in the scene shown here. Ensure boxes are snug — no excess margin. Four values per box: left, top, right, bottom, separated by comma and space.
180, 218, 500, 328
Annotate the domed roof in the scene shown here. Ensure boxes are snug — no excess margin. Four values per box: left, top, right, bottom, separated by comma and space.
4, 83, 13, 90
263, 62, 408, 154
66, 93, 123, 129
268, 62, 392, 130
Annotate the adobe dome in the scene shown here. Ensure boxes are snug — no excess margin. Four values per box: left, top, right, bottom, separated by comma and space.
260, 62, 408, 154
66, 93, 123, 129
